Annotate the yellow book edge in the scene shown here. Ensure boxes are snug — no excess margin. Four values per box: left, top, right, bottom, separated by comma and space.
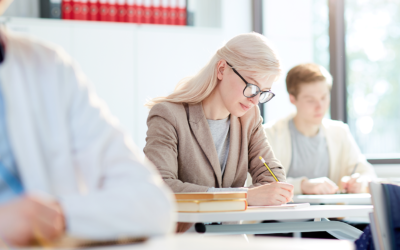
176, 199, 248, 213
175, 192, 247, 200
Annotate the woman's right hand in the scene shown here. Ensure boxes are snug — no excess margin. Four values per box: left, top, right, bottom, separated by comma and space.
247, 182, 294, 206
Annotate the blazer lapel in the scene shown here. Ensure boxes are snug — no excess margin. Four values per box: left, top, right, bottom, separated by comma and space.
222, 115, 241, 187
188, 103, 222, 187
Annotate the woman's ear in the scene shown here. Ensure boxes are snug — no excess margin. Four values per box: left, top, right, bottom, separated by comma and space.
217, 60, 226, 81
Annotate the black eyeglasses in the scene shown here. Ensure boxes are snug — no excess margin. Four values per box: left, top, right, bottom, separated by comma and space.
226, 62, 275, 104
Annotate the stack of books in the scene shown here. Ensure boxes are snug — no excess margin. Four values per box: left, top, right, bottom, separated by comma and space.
175, 192, 248, 213
57, 0, 186, 25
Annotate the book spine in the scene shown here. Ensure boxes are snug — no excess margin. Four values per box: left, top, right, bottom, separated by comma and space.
88, 0, 100, 21
81, 0, 89, 20
108, 0, 118, 22
152, 0, 161, 24
51, 0, 63, 18
99, 0, 108, 21
142, 0, 152, 24
117, 0, 127, 22
136, 0, 144, 24
62, 0, 73, 19
126, 0, 137, 23
160, 0, 168, 25
168, 0, 177, 25
40, 0, 62, 19
72, 0, 82, 20
177, 0, 186, 26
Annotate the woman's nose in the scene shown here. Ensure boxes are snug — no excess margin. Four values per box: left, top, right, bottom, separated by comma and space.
249, 94, 260, 104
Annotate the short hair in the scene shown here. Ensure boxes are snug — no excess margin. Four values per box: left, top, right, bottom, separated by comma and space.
286, 63, 333, 97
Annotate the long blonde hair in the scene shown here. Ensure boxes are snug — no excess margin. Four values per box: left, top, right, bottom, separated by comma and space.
145, 32, 281, 109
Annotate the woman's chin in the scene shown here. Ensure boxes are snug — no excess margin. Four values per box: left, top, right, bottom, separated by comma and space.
230, 108, 249, 117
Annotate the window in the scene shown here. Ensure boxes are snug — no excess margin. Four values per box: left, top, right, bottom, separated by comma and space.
313, 0, 330, 71
345, 0, 400, 157
262, 0, 330, 122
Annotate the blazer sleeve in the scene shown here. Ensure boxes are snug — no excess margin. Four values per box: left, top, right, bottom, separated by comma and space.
340, 124, 377, 179
248, 108, 287, 186
144, 104, 209, 193
57, 58, 176, 239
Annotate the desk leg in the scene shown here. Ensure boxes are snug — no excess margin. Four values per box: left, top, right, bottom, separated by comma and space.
319, 218, 360, 240
293, 232, 301, 238
195, 221, 362, 240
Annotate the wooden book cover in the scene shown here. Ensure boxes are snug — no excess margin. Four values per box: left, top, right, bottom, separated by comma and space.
177, 199, 248, 213
175, 192, 247, 200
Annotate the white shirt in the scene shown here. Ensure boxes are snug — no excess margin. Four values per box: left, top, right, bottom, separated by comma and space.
0, 28, 176, 239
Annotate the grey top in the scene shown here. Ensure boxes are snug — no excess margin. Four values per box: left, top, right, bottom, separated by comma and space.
287, 119, 330, 179
207, 116, 231, 175
206, 116, 246, 192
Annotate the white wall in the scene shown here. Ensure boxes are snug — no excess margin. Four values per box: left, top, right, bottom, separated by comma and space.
262, 0, 314, 122
2, 0, 39, 18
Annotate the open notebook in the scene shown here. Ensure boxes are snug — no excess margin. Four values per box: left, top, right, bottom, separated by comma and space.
248, 203, 310, 209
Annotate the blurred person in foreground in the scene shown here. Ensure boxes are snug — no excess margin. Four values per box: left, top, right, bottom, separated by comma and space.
0, 0, 175, 246
264, 63, 376, 195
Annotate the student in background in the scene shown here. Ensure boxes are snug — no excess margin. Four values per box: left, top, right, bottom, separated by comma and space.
264, 63, 376, 195
144, 33, 293, 208
0, 0, 175, 246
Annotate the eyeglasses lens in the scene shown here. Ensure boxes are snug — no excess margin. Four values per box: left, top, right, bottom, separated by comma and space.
259, 92, 273, 103
244, 85, 258, 97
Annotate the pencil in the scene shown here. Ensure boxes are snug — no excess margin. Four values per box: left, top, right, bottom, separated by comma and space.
350, 163, 359, 176
259, 156, 279, 182
259, 156, 293, 203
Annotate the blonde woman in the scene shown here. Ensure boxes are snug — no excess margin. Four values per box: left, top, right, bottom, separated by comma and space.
144, 33, 293, 207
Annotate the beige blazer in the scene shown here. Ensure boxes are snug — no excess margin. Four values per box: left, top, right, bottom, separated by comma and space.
144, 102, 286, 193
263, 113, 377, 194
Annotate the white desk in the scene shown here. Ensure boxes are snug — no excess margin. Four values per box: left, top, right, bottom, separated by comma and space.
292, 194, 371, 204
112, 235, 355, 250
178, 205, 372, 222
178, 205, 373, 240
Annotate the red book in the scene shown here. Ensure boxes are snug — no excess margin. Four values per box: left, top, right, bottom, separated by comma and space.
160, 0, 168, 24
81, 0, 89, 20
152, 0, 161, 24
88, 0, 100, 21
72, 0, 82, 20
177, 0, 185, 25
136, 0, 144, 24
126, 0, 137, 23
62, 0, 73, 19
142, 0, 152, 24
168, 0, 177, 25
108, 0, 118, 22
99, 0, 108, 21
117, 0, 127, 22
